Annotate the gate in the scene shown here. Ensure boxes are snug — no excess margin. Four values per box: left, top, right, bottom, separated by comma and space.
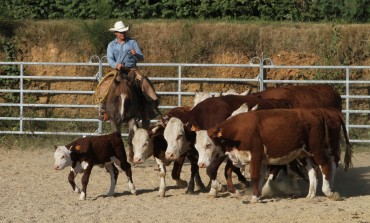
0, 55, 369, 143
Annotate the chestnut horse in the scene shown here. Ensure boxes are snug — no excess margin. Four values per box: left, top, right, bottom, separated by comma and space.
104, 72, 153, 161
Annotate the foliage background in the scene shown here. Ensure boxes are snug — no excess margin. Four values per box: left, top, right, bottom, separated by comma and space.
1, 0, 369, 22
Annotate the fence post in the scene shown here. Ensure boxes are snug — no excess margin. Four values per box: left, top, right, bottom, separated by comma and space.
250, 52, 273, 91
19, 63, 24, 133
345, 67, 350, 135
178, 65, 182, 106
90, 55, 104, 134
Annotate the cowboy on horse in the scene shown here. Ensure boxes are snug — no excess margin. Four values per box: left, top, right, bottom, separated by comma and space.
98, 21, 161, 121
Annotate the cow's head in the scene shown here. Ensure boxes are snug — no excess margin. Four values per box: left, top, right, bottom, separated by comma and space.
193, 90, 212, 107
194, 128, 223, 168
132, 126, 154, 164
164, 117, 190, 160
53, 146, 73, 170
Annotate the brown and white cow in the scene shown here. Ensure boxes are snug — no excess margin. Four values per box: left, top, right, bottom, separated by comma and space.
193, 89, 251, 107
164, 96, 291, 194
132, 124, 205, 197
255, 84, 342, 110
54, 132, 136, 200
194, 108, 352, 202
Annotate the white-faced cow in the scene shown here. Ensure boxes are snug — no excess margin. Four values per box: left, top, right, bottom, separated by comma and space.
194, 108, 352, 202
132, 124, 205, 197
54, 132, 136, 200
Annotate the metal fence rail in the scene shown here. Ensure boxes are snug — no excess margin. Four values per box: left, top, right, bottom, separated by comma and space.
0, 57, 369, 143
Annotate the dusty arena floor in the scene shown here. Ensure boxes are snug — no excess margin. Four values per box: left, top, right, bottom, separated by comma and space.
0, 147, 369, 223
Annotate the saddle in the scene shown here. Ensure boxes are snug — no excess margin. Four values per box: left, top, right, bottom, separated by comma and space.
94, 69, 161, 121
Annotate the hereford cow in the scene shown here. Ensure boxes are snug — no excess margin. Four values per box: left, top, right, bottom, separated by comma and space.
53, 132, 136, 200
165, 84, 343, 196
255, 84, 342, 110
132, 124, 205, 197
193, 89, 250, 107
164, 96, 291, 194
194, 108, 352, 202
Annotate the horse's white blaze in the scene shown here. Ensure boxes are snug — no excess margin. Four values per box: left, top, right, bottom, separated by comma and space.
194, 130, 223, 167
119, 94, 126, 117
164, 117, 190, 160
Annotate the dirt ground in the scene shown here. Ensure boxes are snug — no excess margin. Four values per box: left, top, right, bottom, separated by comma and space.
0, 147, 369, 223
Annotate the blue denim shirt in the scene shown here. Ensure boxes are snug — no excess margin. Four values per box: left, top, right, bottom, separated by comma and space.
106, 38, 144, 69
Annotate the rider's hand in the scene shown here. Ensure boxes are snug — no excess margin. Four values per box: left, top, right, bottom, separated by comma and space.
116, 63, 123, 70
130, 49, 137, 55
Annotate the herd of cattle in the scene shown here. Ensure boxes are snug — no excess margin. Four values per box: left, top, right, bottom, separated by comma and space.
54, 84, 352, 202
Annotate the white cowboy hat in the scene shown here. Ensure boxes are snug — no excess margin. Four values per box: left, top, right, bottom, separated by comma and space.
109, 21, 129, 32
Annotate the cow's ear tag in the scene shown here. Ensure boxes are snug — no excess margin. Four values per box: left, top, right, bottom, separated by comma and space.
190, 124, 196, 131
75, 145, 81, 151
217, 128, 223, 137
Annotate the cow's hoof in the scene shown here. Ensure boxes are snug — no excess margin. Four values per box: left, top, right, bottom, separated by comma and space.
329, 192, 341, 201
230, 190, 242, 199
185, 189, 196, 195
176, 179, 188, 188
306, 193, 316, 199
250, 195, 260, 203
79, 192, 86, 201
157, 191, 165, 197
74, 187, 81, 193
211, 180, 223, 192
107, 192, 114, 197
208, 188, 218, 198
196, 185, 207, 192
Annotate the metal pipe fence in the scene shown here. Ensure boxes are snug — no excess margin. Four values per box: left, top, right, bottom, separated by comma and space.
0, 56, 369, 143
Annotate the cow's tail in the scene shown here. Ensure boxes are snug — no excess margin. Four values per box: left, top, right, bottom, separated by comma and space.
339, 113, 352, 171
